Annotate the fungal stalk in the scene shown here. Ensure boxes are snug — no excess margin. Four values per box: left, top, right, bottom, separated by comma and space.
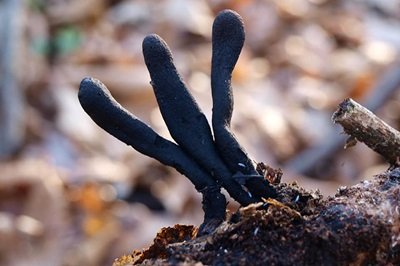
78, 9, 276, 235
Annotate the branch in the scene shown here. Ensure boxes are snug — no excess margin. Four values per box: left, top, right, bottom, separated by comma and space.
284, 63, 400, 176
332, 98, 400, 165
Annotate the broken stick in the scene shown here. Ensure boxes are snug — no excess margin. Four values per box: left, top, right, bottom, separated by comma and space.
332, 98, 400, 165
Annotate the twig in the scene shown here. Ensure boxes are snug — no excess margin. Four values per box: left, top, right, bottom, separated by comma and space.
332, 98, 400, 165
284, 63, 400, 176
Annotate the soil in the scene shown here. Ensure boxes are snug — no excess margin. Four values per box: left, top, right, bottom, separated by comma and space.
113, 167, 400, 265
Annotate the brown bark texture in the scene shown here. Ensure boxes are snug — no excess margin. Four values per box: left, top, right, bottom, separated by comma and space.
332, 98, 400, 165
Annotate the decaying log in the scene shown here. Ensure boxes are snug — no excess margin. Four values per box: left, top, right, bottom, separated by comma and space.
114, 167, 400, 265
332, 98, 400, 165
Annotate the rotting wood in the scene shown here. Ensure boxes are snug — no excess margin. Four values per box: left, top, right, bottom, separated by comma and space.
113, 167, 400, 265
332, 98, 400, 165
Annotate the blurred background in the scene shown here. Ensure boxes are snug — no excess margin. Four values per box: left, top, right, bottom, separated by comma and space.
1, 0, 400, 265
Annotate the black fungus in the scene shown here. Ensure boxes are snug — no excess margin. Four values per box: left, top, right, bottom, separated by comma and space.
211, 10, 276, 199
78, 9, 277, 235
143, 34, 254, 206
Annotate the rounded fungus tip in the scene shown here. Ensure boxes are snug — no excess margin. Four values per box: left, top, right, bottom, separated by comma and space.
78, 77, 116, 114
79, 77, 107, 96
78, 77, 98, 105
213, 9, 244, 43
215, 9, 244, 25
142, 34, 174, 67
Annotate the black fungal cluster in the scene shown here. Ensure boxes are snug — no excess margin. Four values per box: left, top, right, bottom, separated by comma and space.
78, 10, 276, 235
